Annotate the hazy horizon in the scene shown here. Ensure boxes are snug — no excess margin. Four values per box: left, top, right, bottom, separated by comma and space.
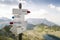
0, 0, 60, 25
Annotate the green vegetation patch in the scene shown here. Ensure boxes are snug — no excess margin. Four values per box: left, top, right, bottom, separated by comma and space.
0, 36, 14, 40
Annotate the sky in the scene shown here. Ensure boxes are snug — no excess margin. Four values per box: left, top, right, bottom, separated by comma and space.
0, 0, 60, 25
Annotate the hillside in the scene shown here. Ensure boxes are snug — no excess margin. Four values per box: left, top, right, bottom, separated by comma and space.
0, 17, 11, 29
0, 17, 60, 40
0, 24, 60, 40
27, 23, 35, 30
0, 25, 16, 40
23, 25, 60, 40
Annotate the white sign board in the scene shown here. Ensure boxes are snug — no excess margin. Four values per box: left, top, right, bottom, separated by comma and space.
13, 18, 24, 22
10, 26, 26, 36
10, 8, 28, 36
10, 21, 27, 35
17, 26, 26, 34
13, 9, 28, 15
13, 22, 27, 26
10, 27, 27, 36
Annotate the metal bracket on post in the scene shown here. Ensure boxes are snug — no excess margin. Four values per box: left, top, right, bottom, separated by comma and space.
19, 3, 22, 9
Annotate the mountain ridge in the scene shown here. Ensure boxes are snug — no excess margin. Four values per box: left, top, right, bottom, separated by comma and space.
27, 18, 57, 26
0, 17, 59, 29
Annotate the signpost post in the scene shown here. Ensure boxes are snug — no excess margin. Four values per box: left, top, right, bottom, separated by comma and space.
10, 0, 30, 40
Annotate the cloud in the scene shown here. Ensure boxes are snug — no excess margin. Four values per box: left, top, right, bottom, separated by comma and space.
48, 4, 55, 9
0, 0, 18, 5
44, 13, 60, 25
39, 9, 48, 14
0, 0, 27, 5
56, 7, 60, 11
0, 4, 14, 19
1, 0, 4, 1
48, 4, 60, 12
25, 9, 48, 20
0, 0, 27, 19
18, 0, 27, 3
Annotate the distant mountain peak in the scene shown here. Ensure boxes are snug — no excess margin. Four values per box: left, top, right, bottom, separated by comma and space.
0, 17, 12, 21
0, 17, 12, 29
27, 18, 56, 26
0, 17, 11, 20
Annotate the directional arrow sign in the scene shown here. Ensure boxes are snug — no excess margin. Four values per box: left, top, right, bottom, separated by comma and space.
10, 21, 27, 35
10, 26, 26, 36
13, 9, 28, 15
13, 18, 24, 22
13, 21, 27, 27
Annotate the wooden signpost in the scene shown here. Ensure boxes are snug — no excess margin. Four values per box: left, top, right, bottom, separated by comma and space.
10, 0, 30, 40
